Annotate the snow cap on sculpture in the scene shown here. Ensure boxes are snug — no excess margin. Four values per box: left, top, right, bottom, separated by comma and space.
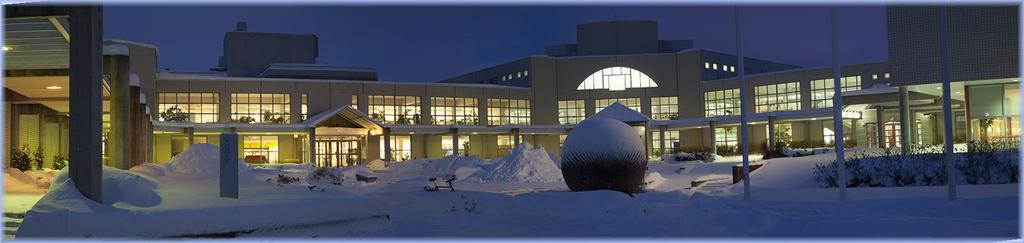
560, 117, 647, 194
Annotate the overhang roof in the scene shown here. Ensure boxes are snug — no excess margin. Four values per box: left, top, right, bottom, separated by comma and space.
590, 102, 651, 124
4, 16, 69, 70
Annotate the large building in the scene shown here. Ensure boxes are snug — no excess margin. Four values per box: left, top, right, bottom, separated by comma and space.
4, 6, 1019, 171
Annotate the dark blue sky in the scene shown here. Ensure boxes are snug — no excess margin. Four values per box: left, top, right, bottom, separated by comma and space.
105, 6, 888, 83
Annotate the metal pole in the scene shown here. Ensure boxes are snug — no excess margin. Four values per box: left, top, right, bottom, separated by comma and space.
831, 7, 848, 201
735, 7, 752, 200
938, 6, 957, 200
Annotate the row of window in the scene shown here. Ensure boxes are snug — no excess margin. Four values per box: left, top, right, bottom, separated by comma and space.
704, 62, 737, 72
871, 72, 891, 80
500, 70, 529, 81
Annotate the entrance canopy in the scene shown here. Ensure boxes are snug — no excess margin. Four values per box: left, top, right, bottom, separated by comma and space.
590, 102, 651, 125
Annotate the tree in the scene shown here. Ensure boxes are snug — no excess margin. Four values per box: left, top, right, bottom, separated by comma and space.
52, 153, 68, 170
32, 146, 44, 170
9, 145, 32, 171
159, 106, 190, 122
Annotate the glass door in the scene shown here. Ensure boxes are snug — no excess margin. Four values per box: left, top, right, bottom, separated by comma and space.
316, 136, 362, 167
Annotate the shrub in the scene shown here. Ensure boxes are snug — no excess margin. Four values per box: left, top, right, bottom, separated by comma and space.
306, 167, 344, 185
10, 145, 32, 171
265, 174, 301, 187
52, 153, 68, 170
159, 106, 190, 122
32, 146, 44, 170
813, 142, 1018, 188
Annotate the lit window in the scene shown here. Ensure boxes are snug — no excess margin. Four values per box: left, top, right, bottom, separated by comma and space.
379, 135, 412, 161
651, 130, 680, 156
517, 72, 522, 78
368, 95, 421, 125
231, 93, 290, 123
431, 97, 479, 125
441, 135, 471, 156
301, 94, 308, 121
487, 98, 531, 125
558, 100, 586, 125
713, 63, 718, 70
595, 98, 640, 114
576, 67, 658, 91
650, 97, 679, 120
722, 65, 729, 72
754, 82, 801, 113
351, 94, 359, 110
158, 92, 219, 123
715, 127, 738, 149
872, 74, 878, 80
496, 135, 524, 157
884, 73, 890, 78
704, 89, 740, 117
730, 66, 736, 72
705, 62, 710, 69
243, 135, 279, 163
524, 70, 529, 76
810, 76, 861, 108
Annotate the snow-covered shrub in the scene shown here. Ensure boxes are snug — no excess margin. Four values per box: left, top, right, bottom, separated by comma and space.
305, 167, 344, 185
52, 153, 68, 170
32, 146, 44, 170
267, 174, 301, 187
663, 151, 717, 163
813, 143, 1019, 188
10, 145, 32, 171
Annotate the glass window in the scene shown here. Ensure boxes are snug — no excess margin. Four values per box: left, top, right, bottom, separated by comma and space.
431, 97, 479, 125
755, 82, 801, 113
441, 135, 471, 156
651, 130, 680, 156
369, 95, 421, 125
810, 76, 861, 108
715, 127, 738, 149
650, 97, 679, 120
158, 93, 219, 123
766, 123, 793, 147
730, 66, 736, 72
704, 89, 741, 117
351, 94, 359, 110
243, 135, 279, 163
704, 62, 710, 69
576, 67, 658, 91
594, 98, 640, 114
713, 64, 718, 70
557, 100, 586, 125
487, 98, 531, 125
301, 93, 308, 121
496, 135, 524, 157
379, 135, 412, 161
230, 93, 290, 123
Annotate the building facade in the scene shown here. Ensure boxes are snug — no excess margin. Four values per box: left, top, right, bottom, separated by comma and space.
5, 7, 1019, 171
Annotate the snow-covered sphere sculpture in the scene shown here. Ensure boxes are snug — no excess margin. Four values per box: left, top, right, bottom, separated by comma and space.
560, 117, 648, 194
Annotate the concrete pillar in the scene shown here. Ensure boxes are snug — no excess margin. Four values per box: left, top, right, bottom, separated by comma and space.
851, 119, 860, 147
129, 87, 141, 167
220, 127, 239, 198
451, 128, 460, 156
898, 86, 912, 154
69, 6, 104, 203
383, 127, 392, 162
876, 107, 886, 148
709, 120, 718, 155
307, 127, 316, 166
512, 128, 521, 146
105, 55, 130, 170
658, 125, 667, 156
185, 127, 195, 145
768, 115, 777, 153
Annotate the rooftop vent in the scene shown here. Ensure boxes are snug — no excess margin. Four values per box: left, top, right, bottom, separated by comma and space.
235, 21, 247, 31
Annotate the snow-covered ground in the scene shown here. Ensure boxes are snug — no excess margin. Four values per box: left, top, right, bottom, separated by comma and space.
10, 144, 1020, 239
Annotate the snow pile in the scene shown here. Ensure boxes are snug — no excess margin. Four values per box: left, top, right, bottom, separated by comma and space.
643, 172, 667, 189
478, 142, 563, 183
366, 159, 387, 170
781, 147, 834, 157
4, 168, 57, 193
305, 167, 345, 185
49, 166, 161, 207
163, 144, 248, 177
130, 163, 166, 177
390, 156, 487, 181
662, 151, 721, 163
252, 163, 314, 172
341, 165, 378, 181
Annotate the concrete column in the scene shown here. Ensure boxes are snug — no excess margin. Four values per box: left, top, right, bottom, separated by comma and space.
307, 127, 316, 166
898, 86, 912, 154
851, 119, 860, 147
451, 128, 460, 156
185, 127, 195, 145
220, 127, 239, 198
658, 125, 667, 156
69, 6, 104, 203
105, 55, 130, 170
130, 87, 141, 167
383, 127, 392, 162
709, 120, 718, 155
512, 128, 521, 146
768, 115, 777, 153
876, 107, 886, 148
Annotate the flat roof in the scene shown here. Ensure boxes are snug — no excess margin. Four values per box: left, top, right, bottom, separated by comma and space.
158, 72, 533, 90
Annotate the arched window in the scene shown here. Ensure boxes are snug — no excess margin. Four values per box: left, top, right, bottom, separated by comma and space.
576, 67, 658, 91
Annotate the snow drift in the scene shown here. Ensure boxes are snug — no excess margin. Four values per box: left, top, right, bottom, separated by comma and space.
479, 142, 563, 183
163, 144, 249, 177
4, 168, 57, 193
